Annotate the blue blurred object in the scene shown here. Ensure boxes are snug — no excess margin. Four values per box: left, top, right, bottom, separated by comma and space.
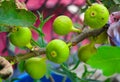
14, 72, 71, 82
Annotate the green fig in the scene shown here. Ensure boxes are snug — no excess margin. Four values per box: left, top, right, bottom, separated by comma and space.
9, 27, 32, 47
84, 3, 109, 28
78, 42, 97, 62
53, 15, 80, 35
0, 78, 2, 82
46, 39, 70, 64
24, 57, 47, 79
95, 31, 108, 44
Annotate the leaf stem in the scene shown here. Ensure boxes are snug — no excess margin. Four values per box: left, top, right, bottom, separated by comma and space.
36, 11, 53, 48
31, 38, 41, 48
70, 60, 80, 70
60, 64, 81, 82
49, 76, 55, 82
62, 76, 67, 82
41, 36, 46, 47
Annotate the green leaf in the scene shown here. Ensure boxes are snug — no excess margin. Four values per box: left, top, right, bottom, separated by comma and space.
73, 23, 82, 29
109, 4, 120, 13
45, 64, 52, 79
89, 0, 96, 3
89, 0, 117, 10
82, 65, 96, 78
31, 38, 41, 48
0, 26, 9, 32
104, 78, 111, 82
37, 37, 46, 47
18, 60, 25, 72
101, 0, 116, 9
0, 0, 36, 27
80, 5, 88, 13
70, 60, 80, 70
87, 46, 120, 76
37, 11, 53, 29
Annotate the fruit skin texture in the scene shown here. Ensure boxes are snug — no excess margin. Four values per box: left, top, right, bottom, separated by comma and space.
84, 3, 109, 28
24, 57, 47, 79
53, 15, 73, 35
78, 43, 97, 62
9, 27, 32, 47
46, 39, 70, 64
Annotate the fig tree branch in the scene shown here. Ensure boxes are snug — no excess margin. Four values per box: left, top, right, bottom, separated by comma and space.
3, 47, 46, 63
70, 24, 109, 46
2, 24, 109, 63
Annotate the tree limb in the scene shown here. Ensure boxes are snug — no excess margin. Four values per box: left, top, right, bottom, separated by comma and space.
69, 24, 109, 46
4, 47, 46, 63
3, 24, 109, 62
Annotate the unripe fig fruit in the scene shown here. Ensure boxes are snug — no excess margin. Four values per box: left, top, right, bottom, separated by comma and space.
95, 31, 108, 44
24, 57, 47, 79
84, 3, 109, 28
46, 39, 70, 64
53, 15, 80, 35
0, 78, 2, 82
78, 42, 97, 62
9, 27, 32, 47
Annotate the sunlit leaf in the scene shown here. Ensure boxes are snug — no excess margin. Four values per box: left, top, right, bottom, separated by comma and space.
87, 46, 120, 76
0, 0, 36, 27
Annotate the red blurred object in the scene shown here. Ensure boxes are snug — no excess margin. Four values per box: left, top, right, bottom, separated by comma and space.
0, 33, 8, 56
